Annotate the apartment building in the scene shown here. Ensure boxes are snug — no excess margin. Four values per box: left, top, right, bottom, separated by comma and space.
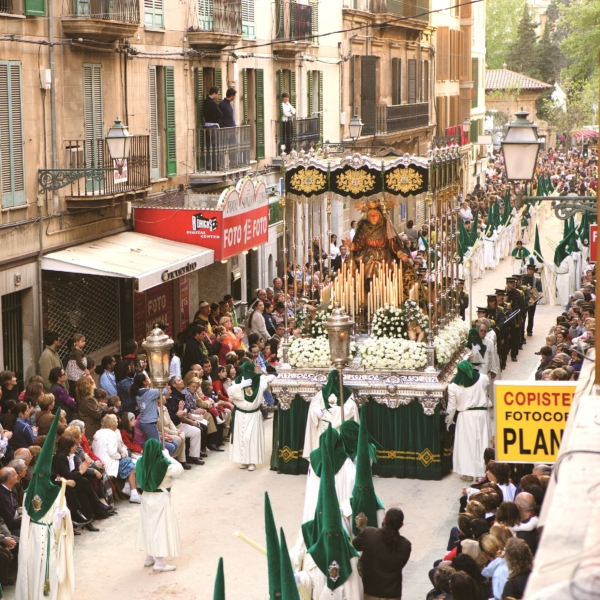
0, 0, 343, 384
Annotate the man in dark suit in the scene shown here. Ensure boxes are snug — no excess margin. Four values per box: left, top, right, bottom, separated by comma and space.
331, 245, 349, 272
203, 86, 222, 170
181, 325, 208, 375
0, 468, 21, 535
352, 508, 412, 600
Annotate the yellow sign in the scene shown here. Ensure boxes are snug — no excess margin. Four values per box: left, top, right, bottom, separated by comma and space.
494, 381, 577, 463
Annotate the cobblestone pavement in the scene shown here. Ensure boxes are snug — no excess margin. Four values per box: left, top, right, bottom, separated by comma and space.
5, 215, 566, 600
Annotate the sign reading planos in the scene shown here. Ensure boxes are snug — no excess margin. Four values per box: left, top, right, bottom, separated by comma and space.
494, 381, 576, 463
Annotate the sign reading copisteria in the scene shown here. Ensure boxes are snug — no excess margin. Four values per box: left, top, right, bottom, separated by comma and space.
494, 381, 577, 463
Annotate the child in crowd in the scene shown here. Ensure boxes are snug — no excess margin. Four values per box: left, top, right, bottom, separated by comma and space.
66, 333, 89, 395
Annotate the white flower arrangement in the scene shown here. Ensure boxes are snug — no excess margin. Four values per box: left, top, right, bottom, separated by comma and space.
358, 338, 428, 371
434, 318, 469, 365
283, 337, 331, 368
371, 300, 429, 339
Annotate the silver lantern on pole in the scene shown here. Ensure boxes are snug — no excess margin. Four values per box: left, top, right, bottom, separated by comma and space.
142, 327, 174, 449
323, 306, 355, 422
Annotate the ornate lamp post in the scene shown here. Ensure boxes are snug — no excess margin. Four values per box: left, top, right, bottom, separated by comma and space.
501, 110, 541, 181
142, 327, 174, 449
324, 306, 355, 423
348, 108, 364, 147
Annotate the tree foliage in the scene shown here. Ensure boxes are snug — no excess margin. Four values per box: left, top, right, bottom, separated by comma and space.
485, 0, 526, 69
506, 4, 544, 81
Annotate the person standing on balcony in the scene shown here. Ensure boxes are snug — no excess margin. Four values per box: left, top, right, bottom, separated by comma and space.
281, 92, 296, 153
219, 88, 237, 169
219, 88, 236, 127
203, 86, 222, 171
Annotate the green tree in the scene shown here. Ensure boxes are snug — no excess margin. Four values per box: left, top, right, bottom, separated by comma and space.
505, 4, 544, 81
537, 21, 561, 84
485, 0, 526, 69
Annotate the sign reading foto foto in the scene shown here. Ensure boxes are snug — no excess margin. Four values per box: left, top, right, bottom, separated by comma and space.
495, 381, 576, 463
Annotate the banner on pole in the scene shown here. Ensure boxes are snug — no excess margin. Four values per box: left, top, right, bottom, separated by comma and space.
494, 381, 576, 463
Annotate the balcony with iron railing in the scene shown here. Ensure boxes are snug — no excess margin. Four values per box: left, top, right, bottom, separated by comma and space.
273, 0, 313, 56
191, 126, 251, 184
62, 135, 151, 208
375, 102, 430, 135
0, 0, 13, 14
61, 0, 140, 42
274, 117, 320, 156
188, 0, 242, 50
371, 0, 430, 21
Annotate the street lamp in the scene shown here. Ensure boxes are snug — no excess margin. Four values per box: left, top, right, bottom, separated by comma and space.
324, 306, 355, 423
348, 108, 363, 144
501, 110, 542, 181
105, 118, 132, 174
142, 327, 174, 449
462, 118, 471, 135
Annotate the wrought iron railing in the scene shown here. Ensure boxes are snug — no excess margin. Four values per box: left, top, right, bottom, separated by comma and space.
275, 117, 320, 154
276, 0, 313, 40
0, 0, 13, 14
432, 135, 461, 148
197, 0, 242, 33
371, 0, 430, 20
375, 102, 429, 134
62, 135, 150, 196
197, 125, 251, 172
71, 0, 140, 22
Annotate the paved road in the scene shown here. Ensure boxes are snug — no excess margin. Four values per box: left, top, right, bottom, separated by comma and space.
5, 214, 565, 600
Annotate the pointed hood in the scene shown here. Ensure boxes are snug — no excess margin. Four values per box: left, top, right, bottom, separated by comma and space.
554, 228, 577, 266
451, 360, 480, 388
310, 424, 350, 476
465, 326, 486, 357
339, 419, 379, 463
213, 558, 225, 600
265, 492, 281, 600
577, 210, 590, 246
501, 192, 512, 225
533, 224, 544, 264
485, 201, 495, 237
24, 410, 61, 520
235, 361, 262, 402
302, 425, 359, 591
350, 415, 384, 536
279, 528, 301, 600
493, 200, 501, 228
320, 369, 352, 407
470, 210, 479, 246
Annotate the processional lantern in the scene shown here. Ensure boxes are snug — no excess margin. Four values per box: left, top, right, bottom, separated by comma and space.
501, 110, 542, 182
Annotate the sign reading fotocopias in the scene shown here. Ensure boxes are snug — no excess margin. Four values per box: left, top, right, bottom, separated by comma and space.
494, 381, 576, 463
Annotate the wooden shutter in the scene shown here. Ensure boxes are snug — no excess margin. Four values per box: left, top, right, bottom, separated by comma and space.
194, 67, 205, 170
0, 62, 25, 208
435, 96, 444, 135
241, 68, 248, 125
24, 0, 46, 16
460, 1, 472, 18
317, 70, 323, 140
242, 0, 255, 38
289, 69, 297, 141
83, 63, 103, 170
471, 58, 479, 108
255, 68, 265, 160
214, 68, 222, 94
310, 0, 319, 44
197, 0, 213, 30
144, 0, 164, 27
436, 27, 449, 81
422, 60, 429, 102
460, 26, 471, 81
164, 66, 177, 177
148, 66, 159, 180
407, 58, 417, 104
307, 71, 314, 117
360, 55, 377, 136
391, 58, 401, 105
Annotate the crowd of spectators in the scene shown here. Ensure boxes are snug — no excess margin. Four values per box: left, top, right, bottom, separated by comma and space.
0, 294, 280, 587
427, 449, 551, 600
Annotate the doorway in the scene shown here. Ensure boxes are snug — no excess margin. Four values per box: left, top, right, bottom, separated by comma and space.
2, 291, 23, 391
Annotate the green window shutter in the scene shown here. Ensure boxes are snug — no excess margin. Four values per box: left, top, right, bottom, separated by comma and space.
310, 0, 319, 44
24, 0, 46, 16
408, 58, 417, 104
470, 118, 479, 143
471, 58, 479, 108
242, 0, 255, 38
391, 58, 401, 105
194, 67, 205, 171
148, 66, 159, 180
255, 68, 265, 160
360, 56, 377, 135
277, 69, 283, 119
317, 70, 323, 141
144, 0, 164, 27
214, 68, 222, 95
83, 63, 103, 171
289, 69, 297, 140
164, 66, 177, 177
0, 62, 25, 208
198, 0, 213, 30
241, 68, 248, 125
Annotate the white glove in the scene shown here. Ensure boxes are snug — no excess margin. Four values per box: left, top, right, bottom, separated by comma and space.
472, 344, 481, 352
56, 508, 68, 520
445, 414, 454, 426
162, 449, 170, 458
240, 378, 253, 388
